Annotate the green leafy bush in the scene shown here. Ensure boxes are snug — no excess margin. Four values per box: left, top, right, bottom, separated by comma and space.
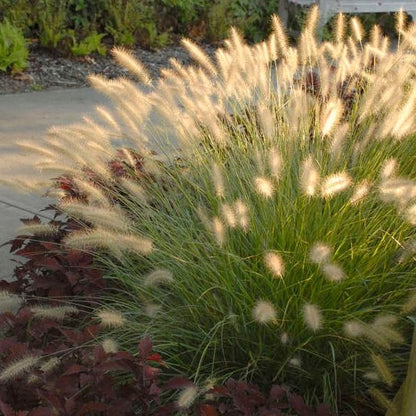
35, 0, 70, 49
7, 7, 416, 415
70, 30, 106, 56
0, 0, 33, 35
105, 0, 168, 49
161, 0, 207, 28
0, 19, 28, 72
67, 0, 107, 36
230, 0, 280, 41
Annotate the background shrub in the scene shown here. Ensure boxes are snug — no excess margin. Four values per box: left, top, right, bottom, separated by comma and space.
0, 0, 407, 56
0, 19, 28, 72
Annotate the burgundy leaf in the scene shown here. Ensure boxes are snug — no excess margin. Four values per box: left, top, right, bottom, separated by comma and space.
149, 381, 161, 397
107, 400, 132, 416
0, 399, 16, 416
138, 335, 153, 359
199, 404, 219, 416
163, 376, 194, 391
27, 408, 55, 416
8, 237, 26, 253
288, 393, 314, 416
33, 257, 62, 271
269, 385, 286, 401
65, 271, 81, 286
144, 365, 161, 379
62, 364, 87, 376
316, 404, 333, 416
39, 242, 58, 251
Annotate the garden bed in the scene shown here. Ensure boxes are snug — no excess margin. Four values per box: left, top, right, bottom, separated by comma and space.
0, 42, 217, 94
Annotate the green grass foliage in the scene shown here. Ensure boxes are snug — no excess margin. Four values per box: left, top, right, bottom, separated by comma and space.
9, 7, 416, 414
0, 19, 28, 72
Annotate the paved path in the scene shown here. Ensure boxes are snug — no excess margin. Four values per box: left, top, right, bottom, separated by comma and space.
0, 88, 111, 280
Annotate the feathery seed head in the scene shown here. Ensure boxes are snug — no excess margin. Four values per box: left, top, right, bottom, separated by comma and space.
300, 156, 320, 197
65, 228, 153, 258
335, 13, 345, 43
268, 33, 277, 61
234, 199, 249, 231
182, 38, 217, 76
402, 291, 416, 314
380, 158, 397, 180
268, 147, 282, 179
321, 99, 343, 137
280, 332, 289, 345
40, 357, 60, 373
60, 200, 131, 232
0, 355, 40, 382
357, 317, 403, 349
330, 123, 349, 158
102, 338, 119, 353
254, 176, 274, 198
289, 357, 302, 368
368, 387, 398, 414
303, 303, 323, 331
404, 204, 416, 225
221, 203, 237, 228
96, 106, 120, 132
0, 290, 23, 313
120, 178, 147, 204
212, 163, 225, 198
212, 217, 226, 246
31, 305, 79, 321
97, 309, 126, 328
88, 74, 114, 96
371, 354, 394, 387
322, 262, 346, 282
264, 251, 285, 278
373, 314, 398, 329
350, 17, 364, 43
395, 9, 406, 33
305, 4, 319, 34
111, 47, 152, 85
17, 223, 59, 236
257, 105, 276, 139
271, 14, 289, 57
177, 385, 199, 409
349, 181, 371, 205
370, 315, 404, 345
364, 371, 381, 382
370, 25, 382, 49
71, 178, 110, 207
344, 320, 365, 338
253, 300, 277, 324
309, 243, 332, 264
321, 172, 352, 198
144, 269, 174, 287
144, 303, 162, 318
379, 178, 416, 205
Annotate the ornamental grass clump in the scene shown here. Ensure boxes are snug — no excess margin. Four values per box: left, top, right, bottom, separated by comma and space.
8, 7, 416, 413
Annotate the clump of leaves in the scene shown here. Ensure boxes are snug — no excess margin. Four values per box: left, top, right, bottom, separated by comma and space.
0, 19, 28, 72
70, 30, 107, 56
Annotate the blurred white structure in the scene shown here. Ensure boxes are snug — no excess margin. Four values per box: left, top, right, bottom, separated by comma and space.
278, 0, 416, 28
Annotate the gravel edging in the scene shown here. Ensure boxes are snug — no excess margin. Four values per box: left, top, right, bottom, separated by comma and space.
0, 44, 218, 95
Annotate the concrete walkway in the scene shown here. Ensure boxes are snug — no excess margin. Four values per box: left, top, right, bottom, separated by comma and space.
0, 88, 111, 280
